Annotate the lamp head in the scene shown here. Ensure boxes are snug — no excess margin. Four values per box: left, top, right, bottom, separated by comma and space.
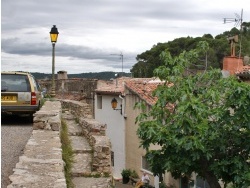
50, 25, 59, 43
111, 98, 118, 109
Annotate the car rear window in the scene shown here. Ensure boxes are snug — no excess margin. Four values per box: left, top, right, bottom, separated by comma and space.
1, 74, 31, 92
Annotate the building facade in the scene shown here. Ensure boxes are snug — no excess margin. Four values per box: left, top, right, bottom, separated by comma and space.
94, 78, 127, 179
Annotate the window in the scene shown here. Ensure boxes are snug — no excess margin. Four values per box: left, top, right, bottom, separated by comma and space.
30, 76, 38, 91
1, 74, 30, 92
196, 177, 210, 188
142, 156, 151, 172
97, 95, 102, 109
111, 151, 114, 166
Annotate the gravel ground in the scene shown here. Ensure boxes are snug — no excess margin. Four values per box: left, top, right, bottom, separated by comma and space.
1, 115, 33, 188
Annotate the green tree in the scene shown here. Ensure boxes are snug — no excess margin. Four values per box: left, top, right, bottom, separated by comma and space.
136, 41, 250, 188
131, 42, 169, 78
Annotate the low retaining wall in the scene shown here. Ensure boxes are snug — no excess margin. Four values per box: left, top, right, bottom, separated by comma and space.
61, 99, 93, 119
7, 101, 66, 188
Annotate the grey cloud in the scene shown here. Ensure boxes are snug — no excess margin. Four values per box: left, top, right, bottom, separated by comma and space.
1, 0, 233, 33
1, 38, 137, 67
1, 0, 248, 73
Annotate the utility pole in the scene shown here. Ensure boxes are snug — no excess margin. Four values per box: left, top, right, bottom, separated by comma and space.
110, 52, 123, 76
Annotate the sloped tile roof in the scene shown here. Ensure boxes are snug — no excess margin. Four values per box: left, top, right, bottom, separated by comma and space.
96, 77, 166, 105
95, 77, 130, 95
125, 79, 163, 106
95, 77, 153, 95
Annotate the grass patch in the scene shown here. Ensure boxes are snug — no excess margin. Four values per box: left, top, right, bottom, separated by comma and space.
74, 117, 80, 124
60, 120, 75, 188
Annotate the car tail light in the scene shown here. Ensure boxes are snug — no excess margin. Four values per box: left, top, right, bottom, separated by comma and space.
31, 92, 37, 105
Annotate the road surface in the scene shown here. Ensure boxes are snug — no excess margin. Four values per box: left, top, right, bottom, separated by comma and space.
1, 115, 33, 188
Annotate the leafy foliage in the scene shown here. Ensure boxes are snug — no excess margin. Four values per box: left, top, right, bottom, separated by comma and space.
136, 41, 250, 188
121, 169, 132, 178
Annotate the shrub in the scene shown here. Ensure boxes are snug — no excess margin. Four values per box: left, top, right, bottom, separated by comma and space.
121, 169, 132, 178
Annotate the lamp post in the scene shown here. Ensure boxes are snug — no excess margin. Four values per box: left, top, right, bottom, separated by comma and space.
50, 25, 59, 97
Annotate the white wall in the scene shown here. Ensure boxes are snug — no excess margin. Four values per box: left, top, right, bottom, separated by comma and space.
95, 94, 125, 179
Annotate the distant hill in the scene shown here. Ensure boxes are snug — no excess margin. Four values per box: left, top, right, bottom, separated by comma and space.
31, 71, 132, 80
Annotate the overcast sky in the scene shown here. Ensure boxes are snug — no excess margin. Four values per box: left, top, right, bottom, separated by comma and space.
1, 0, 249, 74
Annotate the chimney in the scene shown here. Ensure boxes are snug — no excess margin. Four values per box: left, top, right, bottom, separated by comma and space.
222, 57, 243, 75
57, 71, 68, 79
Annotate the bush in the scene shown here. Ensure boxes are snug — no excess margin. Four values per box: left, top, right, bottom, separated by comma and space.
159, 182, 167, 188
130, 170, 139, 178
121, 169, 132, 178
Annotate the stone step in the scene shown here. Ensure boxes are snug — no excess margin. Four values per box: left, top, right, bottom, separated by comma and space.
72, 177, 110, 188
67, 120, 83, 136
71, 153, 92, 176
70, 136, 92, 153
61, 111, 75, 120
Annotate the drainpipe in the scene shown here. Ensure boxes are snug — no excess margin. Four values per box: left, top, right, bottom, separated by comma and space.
119, 95, 126, 118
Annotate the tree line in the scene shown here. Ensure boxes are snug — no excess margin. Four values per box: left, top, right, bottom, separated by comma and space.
32, 71, 131, 80
131, 22, 250, 78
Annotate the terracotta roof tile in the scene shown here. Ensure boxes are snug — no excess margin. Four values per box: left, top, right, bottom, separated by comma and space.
125, 79, 163, 106
95, 77, 154, 95
96, 77, 166, 105
95, 77, 132, 95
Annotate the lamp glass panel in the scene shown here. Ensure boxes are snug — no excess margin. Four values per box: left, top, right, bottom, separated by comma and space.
50, 33, 58, 43
111, 100, 117, 109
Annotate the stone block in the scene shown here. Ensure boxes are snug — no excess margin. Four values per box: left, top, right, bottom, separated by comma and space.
33, 122, 46, 130
48, 115, 61, 131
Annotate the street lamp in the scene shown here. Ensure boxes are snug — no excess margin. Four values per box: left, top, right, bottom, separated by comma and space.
111, 98, 122, 114
50, 25, 59, 97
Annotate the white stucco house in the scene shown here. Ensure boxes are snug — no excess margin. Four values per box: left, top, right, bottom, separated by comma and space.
94, 77, 128, 179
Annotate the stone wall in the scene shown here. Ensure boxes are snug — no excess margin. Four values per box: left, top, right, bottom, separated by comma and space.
38, 78, 97, 102
33, 101, 62, 131
38, 78, 98, 118
61, 99, 93, 119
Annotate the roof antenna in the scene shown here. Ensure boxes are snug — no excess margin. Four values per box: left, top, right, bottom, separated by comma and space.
223, 9, 243, 58
110, 52, 124, 77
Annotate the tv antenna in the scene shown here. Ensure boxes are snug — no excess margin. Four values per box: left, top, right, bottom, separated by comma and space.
223, 10, 243, 27
223, 9, 243, 58
110, 52, 124, 76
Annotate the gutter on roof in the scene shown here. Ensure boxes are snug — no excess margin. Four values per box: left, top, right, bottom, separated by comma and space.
236, 71, 250, 79
95, 90, 122, 95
